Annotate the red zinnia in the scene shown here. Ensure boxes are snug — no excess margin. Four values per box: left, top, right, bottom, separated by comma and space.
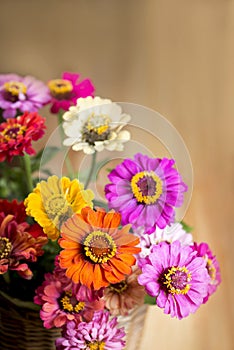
0, 111, 46, 161
0, 199, 26, 223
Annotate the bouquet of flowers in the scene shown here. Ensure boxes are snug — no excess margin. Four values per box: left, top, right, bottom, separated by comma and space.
0, 71, 221, 349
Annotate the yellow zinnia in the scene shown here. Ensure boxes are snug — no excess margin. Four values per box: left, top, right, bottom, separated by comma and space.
24, 175, 94, 240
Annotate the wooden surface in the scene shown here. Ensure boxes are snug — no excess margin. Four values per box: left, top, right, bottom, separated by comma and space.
0, 1, 233, 349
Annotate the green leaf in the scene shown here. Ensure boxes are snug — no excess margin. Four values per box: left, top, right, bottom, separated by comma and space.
40, 146, 60, 167
31, 146, 60, 172
93, 200, 109, 211
181, 221, 193, 232
144, 294, 156, 305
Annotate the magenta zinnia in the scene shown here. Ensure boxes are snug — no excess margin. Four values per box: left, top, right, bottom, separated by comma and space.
48, 72, 95, 113
138, 240, 210, 319
0, 73, 51, 119
55, 311, 126, 350
105, 153, 187, 234
0, 111, 46, 162
193, 242, 221, 303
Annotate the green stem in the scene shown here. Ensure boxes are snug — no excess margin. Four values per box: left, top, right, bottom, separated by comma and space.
23, 153, 34, 194
57, 111, 74, 178
2, 271, 10, 284
84, 152, 97, 189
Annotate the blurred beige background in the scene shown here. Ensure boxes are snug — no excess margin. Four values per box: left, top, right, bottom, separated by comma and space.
0, 1, 233, 349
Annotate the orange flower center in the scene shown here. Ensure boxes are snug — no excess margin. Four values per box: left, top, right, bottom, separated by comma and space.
0, 237, 12, 259
1, 123, 26, 141
4, 81, 27, 102
83, 230, 117, 263
48, 79, 73, 100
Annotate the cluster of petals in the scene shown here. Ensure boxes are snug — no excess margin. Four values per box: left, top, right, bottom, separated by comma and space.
105, 153, 187, 234
0, 73, 50, 119
193, 242, 221, 303
24, 175, 94, 240
138, 240, 211, 319
0, 212, 47, 278
34, 268, 104, 329
135, 222, 193, 260
55, 311, 126, 350
48, 72, 95, 114
0, 111, 46, 162
0, 199, 27, 223
63, 96, 131, 154
104, 266, 146, 316
59, 207, 140, 290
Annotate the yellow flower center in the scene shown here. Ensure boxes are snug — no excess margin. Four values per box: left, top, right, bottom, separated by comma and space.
131, 171, 163, 205
1, 123, 26, 141
83, 230, 117, 263
44, 194, 73, 228
163, 266, 191, 295
206, 258, 216, 281
59, 291, 85, 313
87, 341, 105, 350
82, 113, 111, 145
0, 237, 12, 259
4, 81, 27, 102
109, 280, 128, 294
48, 79, 73, 100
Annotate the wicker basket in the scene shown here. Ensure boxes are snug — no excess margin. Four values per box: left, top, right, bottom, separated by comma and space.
0, 292, 61, 350
0, 291, 148, 350
118, 304, 148, 350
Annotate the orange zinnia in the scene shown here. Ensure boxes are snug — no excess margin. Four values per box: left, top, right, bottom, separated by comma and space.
58, 207, 141, 290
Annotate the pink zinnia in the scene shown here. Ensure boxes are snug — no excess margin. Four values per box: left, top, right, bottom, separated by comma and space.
138, 240, 210, 319
0, 73, 51, 119
55, 311, 126, 350
34, 271, 104, 329
0, 214, 47, 278
0, 111, 46, 162
193, 242, 221, 303
48, 72, 95, 114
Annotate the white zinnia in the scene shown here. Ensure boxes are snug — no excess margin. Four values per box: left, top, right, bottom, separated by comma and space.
62, 96, 131, 154
135, 222, 193, 258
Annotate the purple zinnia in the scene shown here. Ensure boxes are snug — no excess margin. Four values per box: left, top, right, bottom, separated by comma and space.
138, 240, 210, 319
55, 311, 126, 350
193, 242, 221, 303
48, 72, 95, 114
105, 153, 187, 234
0, 74, 51, 119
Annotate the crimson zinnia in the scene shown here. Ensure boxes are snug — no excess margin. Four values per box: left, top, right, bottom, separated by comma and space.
0, 111, 46, 162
